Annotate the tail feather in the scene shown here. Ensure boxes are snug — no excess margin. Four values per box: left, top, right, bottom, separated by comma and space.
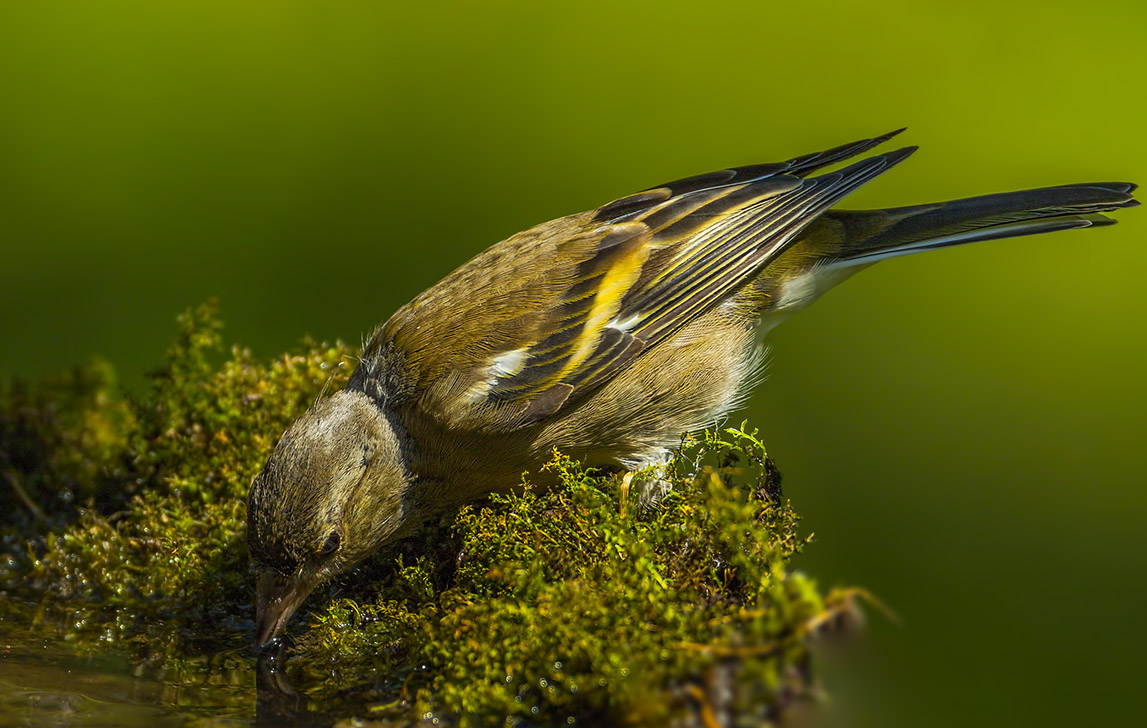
826, 182, 1139, 264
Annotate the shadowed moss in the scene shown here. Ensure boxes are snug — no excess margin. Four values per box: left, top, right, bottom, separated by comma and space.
0, 302, 856, 726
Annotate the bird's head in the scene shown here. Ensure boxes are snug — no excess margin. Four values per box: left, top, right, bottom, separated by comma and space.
246, 389, 411, 647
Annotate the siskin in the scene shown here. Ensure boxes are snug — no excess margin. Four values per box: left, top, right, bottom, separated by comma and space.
247, 129, 1137, 645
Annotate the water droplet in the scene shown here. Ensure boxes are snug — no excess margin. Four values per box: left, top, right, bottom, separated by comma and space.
554, 661, 563, 670
539, 678, 548, 688
531, 706, 539, 714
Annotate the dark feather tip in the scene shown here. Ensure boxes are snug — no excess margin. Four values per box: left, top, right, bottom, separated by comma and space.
875, 127, 908, 143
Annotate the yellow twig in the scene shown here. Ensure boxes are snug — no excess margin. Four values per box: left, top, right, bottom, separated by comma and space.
683, 683, 722, 728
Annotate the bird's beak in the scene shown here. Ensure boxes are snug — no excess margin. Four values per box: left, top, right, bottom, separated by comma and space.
254, 567, 321, 648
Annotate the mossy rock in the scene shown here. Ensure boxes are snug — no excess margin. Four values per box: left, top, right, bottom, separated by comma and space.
0, 302, 859, 726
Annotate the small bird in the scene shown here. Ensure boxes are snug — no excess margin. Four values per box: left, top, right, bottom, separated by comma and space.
247, 130, 1137, 646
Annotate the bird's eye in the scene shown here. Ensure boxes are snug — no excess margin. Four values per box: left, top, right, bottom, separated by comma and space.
319, 530, 341, 556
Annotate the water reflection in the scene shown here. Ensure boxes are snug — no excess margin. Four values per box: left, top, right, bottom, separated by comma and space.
0, 610, 253, 726
0, 595, 381, 728
0, 644, 254, 726
255, 641, 327, 727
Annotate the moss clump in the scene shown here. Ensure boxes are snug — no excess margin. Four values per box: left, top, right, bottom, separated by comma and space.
1, 302, 855, 726
1, 301, 354, 656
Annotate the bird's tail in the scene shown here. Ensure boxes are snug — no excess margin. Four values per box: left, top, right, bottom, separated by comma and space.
822, 182, 1139, 265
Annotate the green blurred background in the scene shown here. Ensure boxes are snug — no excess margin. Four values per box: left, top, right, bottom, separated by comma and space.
2, 2, 1144, 725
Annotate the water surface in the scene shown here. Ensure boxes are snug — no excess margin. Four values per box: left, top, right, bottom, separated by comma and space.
0, 604, 255, 727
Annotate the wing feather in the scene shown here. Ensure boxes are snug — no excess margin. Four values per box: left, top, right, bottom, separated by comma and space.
626, 149, 916, 347
491, 146, 916, 425
594, 127, 907, 224
366, 132, 915, 430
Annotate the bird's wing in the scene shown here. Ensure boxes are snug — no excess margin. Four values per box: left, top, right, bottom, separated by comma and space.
364, 131, 914, 431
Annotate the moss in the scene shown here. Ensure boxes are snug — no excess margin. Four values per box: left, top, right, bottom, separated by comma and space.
0, 358, 133, 527
0, 302, 857, 726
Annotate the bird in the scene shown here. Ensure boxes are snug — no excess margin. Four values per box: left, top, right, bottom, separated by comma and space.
246, 129, 1137, 646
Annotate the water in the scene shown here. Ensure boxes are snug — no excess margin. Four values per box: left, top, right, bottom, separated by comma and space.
0, 616, 254, 727
0, 597, 402, 728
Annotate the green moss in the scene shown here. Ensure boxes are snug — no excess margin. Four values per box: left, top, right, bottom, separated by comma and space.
0, 302, 857, 726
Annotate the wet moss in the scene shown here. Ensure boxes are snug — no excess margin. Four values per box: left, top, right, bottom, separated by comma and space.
1, 302, 856, 726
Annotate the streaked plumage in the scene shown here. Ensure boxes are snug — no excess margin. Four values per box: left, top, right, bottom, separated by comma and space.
247, 130, 1138, 645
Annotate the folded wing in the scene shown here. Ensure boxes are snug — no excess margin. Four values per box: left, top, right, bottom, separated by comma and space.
367, 131, 914, 430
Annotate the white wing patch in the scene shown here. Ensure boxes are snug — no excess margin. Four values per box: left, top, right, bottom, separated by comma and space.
490, 347, 529, 377
606, 313, 643, 333
466, 347, 530, 403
